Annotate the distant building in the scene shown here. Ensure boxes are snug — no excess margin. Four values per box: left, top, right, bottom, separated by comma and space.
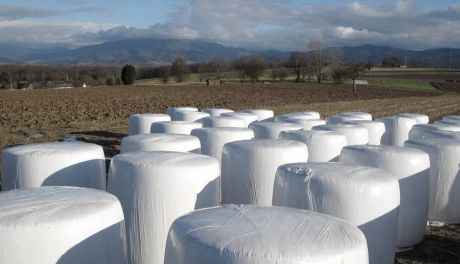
17, 82, 33, 90
44, 81, 73, 89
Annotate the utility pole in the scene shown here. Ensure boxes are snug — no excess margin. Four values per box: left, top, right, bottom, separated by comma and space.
449, 48, 453, 70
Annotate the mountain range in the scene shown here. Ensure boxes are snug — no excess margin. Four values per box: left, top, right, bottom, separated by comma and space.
0, 39, 458, 68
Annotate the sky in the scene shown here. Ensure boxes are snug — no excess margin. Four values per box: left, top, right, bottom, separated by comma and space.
0, 0, 459, 50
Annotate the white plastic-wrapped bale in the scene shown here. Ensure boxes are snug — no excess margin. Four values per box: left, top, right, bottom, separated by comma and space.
281, 130, 347, 162
128, 113, 171, 135
274, 111, 320, 122
339, 112, 373, 121
200, 116, 245, 128
422, 130, 460, 140
221, 140, 308, 206
249, 122, 303, 139
221, 112, 258, 127
164, 205, 369, 264
376, 116, 417, 146
340, 145, 430, 248
151, 121, 202, 135
346, 120, 386, 145
241, 109, 274, 121
0, 186, 127, 264
202, 108, 234, 117
443, 115, 460, 123
277, 118, 326, 130
405, 138, 460, 223
191, 128, 254, 165
433, 120, 460, 132
166, 106, 198, 120
108, 152, 220, 264
313, 124, 369, 145
121, 134, 200, 153
174, 111, 210, 122
409, 124, 439, 140
1, 142, 106, 191
395, 113, 429, 124
273, 162, 399, 264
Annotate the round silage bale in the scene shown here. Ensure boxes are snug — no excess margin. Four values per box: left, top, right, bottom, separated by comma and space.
166, 106, 198, 121
121, 134, 201, 153
405, 138, 460, 223
221, 112, 258, 127
376, 116, 417, 146
443, 115, 460, 123
200, 116, 245, 128
313, 124, 369, 145
422, 130, 460, 140
128, 113, 171, 135
174, 111, 210, 122
395, 113, 429, 124
273, 162, 399, 264
249, 122, 302, 139
0, 186, 127, 264
339, 112, 373, 121
202, 108, 234, 117
281, 130, 347, 162
191, 128, 254, 165
433, 120, 460, 132
345, 120, 386, 145
108, 151, 220, 264
151, 121, 202, 135
164, 205, 369, 264
1, 142, 106, 191
221, 140, 308, 206
274, 111, 320, 122
340, 145, 430, 248
241, 109, 274, 121
277, 118, 326, 130
409, 124, 439, 140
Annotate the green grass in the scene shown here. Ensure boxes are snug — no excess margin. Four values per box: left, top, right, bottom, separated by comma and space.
381, 79, 436, 91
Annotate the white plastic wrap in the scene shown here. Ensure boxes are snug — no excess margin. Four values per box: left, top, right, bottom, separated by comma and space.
0, 186, 127, 264
166, 106, 198, 121
340, 145, 430, 248
175, 111, 210, 122
313, 124, 369, 145
422, 130, 460, 140
191, 128, 254, 165
202, 108, 234, 117
1, 142, 106, 191
405, 138, 460, 223
376, 116, 417, 146
151, 121, 202, 135
249, 122, 303, 139
433, 120, 460, 132
165, 205, 368, 264
339, 112, 373, 121
241, 109, 274, 121
221, 140, 308, 206
200, 116, 245, 128
409, 124, 439, 140
443, 115, 460, 123
281, 130, 347, 162
108, 151, 220, 264
277, 118, 326, 130
221, 112, 258, 127
346, 120, 386, 145
121, 134, 200, 153
395, 113, 429, 124
273, 162, 400, 264
274, 111, 320, 122
128, 113, 171, 135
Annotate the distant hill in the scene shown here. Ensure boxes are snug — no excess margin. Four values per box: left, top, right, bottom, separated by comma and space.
0, 39, 458, 67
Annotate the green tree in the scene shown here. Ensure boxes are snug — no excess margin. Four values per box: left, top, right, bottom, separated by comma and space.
121, 65, 136, 85
115, 78, 122, 85
106, 77, 114, 86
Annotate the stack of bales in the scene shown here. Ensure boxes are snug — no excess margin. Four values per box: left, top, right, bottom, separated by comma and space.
3, 107, 460, 264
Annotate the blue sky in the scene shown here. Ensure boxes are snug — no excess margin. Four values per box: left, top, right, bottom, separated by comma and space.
0, 0, 459, 50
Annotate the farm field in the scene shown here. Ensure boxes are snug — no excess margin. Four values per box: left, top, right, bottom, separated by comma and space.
0, 82, 460, 263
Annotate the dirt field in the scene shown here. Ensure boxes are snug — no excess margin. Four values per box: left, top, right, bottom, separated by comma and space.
0, 82, 459, 263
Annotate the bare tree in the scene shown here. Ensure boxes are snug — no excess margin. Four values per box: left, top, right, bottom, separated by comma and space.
243, 57, 267, 83
347, 63, 367, 93
209, 57, 229, 81
171, 56, 190, 83
233, 57, 247, 84
158, 65, 171, 84
287, 52, 308, 82
308, 41, 342, 83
